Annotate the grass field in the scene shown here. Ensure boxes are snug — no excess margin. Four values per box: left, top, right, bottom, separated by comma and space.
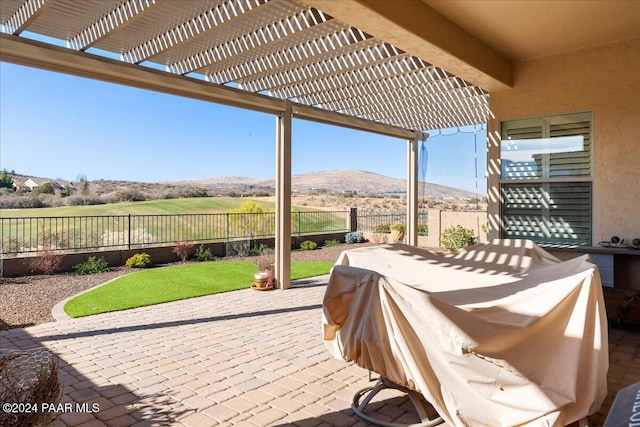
0, 197, 278, 218
64, 261, 334, 317
1, 198, 348, 253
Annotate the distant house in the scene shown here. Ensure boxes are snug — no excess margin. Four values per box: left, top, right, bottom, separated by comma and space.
19, 177, 67, 192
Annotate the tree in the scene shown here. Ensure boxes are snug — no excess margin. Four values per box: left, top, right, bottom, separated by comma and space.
229, 200, 274, 237
77, 176, 90, 197
61, 184, 72, 197
0, 169, 14, 190
32, 182, 55, 195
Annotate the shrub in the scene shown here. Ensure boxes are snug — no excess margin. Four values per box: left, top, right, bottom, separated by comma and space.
31, 182, 55, 196
172, 241, 194, 262
374, 224, 391, 233
116, 190, 146, 202
249, 244, 269, 257
390, 223, 405, 231
194, 245, 215, 262
417, 224, 429, 236
60, 184, 72, 197
227, 240, 250, 257
176, 187, 209, 198
73, 256, 109, 275
3, 236, 22, 253
0, 169, 14, 189
0, 195, 45, 209
65, 195, 105, 206
440, 225, 477, 251
24, 249, 63, 275
324, 239, 341, 247
254, 246, 275, 270
125, 253, 152, 268
345, 231, 364, 244
300, 240, 318, 250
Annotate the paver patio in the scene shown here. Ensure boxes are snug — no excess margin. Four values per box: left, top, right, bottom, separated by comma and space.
1, 276, 639, 427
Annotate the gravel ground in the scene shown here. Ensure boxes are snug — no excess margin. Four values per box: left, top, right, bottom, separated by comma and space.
0, 242, 376, 330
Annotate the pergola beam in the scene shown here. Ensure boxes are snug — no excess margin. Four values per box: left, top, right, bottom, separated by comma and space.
0, 33, 284, 114
293, 104, 420, 140
0, 33, 418, 139
303, 0, 513, 91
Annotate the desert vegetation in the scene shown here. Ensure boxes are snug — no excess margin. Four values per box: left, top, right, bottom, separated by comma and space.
1, 170, 487, 212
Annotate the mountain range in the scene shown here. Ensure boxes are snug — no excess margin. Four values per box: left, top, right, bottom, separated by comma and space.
165, 169, 478, 199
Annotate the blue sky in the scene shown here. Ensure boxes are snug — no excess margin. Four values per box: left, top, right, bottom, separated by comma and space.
0, 62, 487, 194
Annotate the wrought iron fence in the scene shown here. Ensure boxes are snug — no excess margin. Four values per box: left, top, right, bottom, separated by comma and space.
0, 211, 349, 255
356, 210, 429, 232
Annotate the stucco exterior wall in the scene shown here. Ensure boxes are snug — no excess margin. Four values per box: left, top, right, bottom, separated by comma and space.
487, 38, 640, 244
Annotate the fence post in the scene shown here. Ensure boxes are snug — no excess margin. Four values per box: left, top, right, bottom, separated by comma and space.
297, 211, 301, 236
127, 214, 131, 250
225, 212, 230, 244
349, 207, 357, 232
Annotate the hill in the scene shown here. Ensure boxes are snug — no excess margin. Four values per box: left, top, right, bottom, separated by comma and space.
2, 169, 480, 211
167, 169, 477, 199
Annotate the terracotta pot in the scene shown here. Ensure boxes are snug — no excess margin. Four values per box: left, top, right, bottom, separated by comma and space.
265, 267, 275, 286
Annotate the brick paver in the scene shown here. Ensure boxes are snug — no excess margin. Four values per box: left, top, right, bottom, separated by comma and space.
1, 275, 638, 426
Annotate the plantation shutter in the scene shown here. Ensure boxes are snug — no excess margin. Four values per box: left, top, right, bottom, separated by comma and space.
548, 117, 592, 178
500, 112, 592, 246
501, 122, 544, 179
502, 182, 592, 245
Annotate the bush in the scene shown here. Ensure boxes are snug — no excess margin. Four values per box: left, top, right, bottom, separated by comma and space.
254, 246, 275, 270
172, 241, 194, 262
227, 240, 250, 257
116, 190, 146, 202
374, 224, 391, 233
324, 239, 341, 247
249, 244, 269, 257
24, 250, 63, 275
390, 223, 405, 231
0, 195, 45, 209
194, 245, 215, 262
345, 231, 364, 244
176, 187, 209, 198
300, 240, 318, 250
3, 237, 22, 253
0, 169, 14, 189
73, 256, 109, 275
417, 224, 429, 236
31, 182, 55, 196
125, 253, 152, 268
440, 225, 477, 251
65, 195, 105, 206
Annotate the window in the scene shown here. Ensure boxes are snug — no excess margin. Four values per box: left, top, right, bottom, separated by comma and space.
500, 112, 592, 245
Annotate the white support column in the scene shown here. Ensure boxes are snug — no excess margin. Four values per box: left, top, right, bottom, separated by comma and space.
275, 101, 292, 289
406, 136, 419, 246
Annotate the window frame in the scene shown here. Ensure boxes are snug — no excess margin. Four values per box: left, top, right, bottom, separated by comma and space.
499, 111, 594, 246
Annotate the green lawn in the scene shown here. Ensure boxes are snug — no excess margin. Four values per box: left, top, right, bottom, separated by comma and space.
1, 198, 346, 252
0, 197, 278, 217
64, 261, 333, 318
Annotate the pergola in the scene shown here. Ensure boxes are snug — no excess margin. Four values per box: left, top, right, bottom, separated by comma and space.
0, 0, 495, 288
